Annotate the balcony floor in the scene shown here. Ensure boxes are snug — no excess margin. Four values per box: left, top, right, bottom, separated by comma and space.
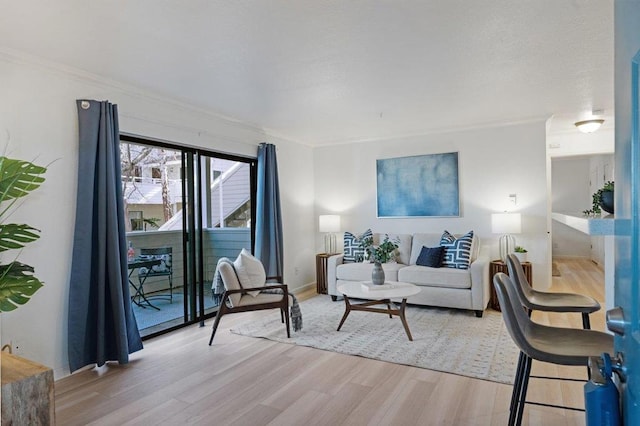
132, 287, 218, 336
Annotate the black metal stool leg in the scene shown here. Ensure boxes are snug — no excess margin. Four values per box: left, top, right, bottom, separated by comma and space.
509, 351, 526, 421
582, 312, 591, 330
515, 355, 533, 426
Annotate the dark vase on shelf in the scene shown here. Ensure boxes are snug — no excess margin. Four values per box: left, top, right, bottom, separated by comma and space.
372, 261, 385, 285
601, 190, 614, 214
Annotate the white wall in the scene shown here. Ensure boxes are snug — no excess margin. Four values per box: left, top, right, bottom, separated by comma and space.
313, 120, 550, 289
551, 157, 592, 258
0, 51, 315, 378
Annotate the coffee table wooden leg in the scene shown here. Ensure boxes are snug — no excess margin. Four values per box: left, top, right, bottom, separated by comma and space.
398, 298, 413, 341
385, 299, 393, 318
337, 295, 352, 331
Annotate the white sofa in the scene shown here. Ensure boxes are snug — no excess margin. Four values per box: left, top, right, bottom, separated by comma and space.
327, 232, 490, 317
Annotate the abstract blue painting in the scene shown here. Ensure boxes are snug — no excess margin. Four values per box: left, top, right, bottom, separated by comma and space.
376, 152, 460, 217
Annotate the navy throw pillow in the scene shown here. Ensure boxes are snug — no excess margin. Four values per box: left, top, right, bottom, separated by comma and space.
416, 246, 444, 268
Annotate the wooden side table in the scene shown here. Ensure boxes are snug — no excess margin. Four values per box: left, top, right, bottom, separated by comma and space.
316, 253, 335, 294
489, 259, 532, 311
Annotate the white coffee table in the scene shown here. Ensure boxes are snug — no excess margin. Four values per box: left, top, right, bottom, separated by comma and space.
337, 281, 420, 341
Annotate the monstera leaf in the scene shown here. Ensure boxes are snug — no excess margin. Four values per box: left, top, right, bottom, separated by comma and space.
0, 262, 43, 312
0, 156, 46, 312
0, 157, 46, 203
0, 224, 40, 252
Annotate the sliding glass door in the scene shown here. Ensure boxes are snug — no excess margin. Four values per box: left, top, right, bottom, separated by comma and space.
120, 135, 255, 337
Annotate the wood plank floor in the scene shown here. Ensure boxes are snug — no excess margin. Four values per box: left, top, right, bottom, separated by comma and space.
55, 258, 606, 425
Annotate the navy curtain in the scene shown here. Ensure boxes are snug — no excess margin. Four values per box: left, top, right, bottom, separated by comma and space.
68, 100, 142, 372
255, 143, 284, 281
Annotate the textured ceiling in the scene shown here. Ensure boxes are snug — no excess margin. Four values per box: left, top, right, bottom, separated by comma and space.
0, 1, 614, 145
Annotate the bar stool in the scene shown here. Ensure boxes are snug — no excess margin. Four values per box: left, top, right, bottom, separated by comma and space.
506, 254, 600, 329
493, 273, 613, 426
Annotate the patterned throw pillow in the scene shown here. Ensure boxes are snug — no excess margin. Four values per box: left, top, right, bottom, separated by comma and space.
416, 246, 444, 268
440, 230, 474, 269
343, 229, 373, 263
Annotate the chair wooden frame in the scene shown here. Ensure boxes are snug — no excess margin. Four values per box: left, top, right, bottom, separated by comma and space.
208, 283, 290, 345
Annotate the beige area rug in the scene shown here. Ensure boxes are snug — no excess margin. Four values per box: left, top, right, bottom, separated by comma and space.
230, 296, 520, 384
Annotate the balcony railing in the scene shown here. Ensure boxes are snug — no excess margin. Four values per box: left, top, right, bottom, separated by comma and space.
126, 228, 251, 295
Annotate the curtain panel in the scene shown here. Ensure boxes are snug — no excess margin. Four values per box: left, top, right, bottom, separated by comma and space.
68, 99, 142, 372
255, 143, 284, 281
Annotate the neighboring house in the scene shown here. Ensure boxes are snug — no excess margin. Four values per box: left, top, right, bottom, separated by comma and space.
124, 155, 251, 231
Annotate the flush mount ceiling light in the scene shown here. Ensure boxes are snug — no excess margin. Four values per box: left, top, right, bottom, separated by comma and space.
574, 119, 605, 133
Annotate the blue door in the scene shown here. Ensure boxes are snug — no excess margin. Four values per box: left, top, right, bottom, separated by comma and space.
610, 42, 640, 422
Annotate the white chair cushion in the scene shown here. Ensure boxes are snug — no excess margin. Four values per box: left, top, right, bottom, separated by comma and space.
234, 248, 266, 297
218, 261, 242, 307
237, 292, 290, 306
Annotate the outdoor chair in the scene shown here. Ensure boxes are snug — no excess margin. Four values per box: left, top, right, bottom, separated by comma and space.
208, 259, 291, 345
505, 253, 600, 329
138, 247, 173, 302
493, 272, 613, 426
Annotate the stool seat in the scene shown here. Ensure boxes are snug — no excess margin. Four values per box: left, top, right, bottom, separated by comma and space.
506, 254, 600, 329
525, 291, 600, 313
524, 321, 613, 365
494, 272, 614, 425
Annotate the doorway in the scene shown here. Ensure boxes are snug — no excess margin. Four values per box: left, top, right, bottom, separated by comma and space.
120, 135, 256, 337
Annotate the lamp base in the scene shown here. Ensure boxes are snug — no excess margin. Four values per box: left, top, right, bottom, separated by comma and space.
324, 234, 337, 254
499, 234, 516, 262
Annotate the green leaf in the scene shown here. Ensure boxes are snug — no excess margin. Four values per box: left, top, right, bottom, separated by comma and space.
0, 157, 47, 203
0, 223, 40, 252
0, 262, 44, 312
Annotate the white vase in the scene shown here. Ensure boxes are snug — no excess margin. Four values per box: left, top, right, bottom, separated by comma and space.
514, 252, 528, 263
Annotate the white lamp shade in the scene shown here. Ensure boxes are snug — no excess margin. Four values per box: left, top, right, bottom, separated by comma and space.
319, 215, 341, 233
491, 213, 522, 234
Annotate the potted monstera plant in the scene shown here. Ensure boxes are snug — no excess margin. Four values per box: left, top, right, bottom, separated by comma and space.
0, 156, 46, 312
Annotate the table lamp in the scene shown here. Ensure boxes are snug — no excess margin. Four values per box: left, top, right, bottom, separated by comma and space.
319, 215, 341, 254
491, 212, 521, 262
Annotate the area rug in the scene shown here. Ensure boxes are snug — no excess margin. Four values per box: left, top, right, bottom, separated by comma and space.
230, 296, 519, 384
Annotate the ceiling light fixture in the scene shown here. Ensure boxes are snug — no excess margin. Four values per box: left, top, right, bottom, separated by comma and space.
574, 119, 605, 133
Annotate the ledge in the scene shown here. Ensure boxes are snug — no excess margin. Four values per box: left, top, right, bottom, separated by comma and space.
551, 212, 615, 236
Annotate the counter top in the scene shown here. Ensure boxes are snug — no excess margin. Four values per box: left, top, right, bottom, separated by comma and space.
551, 212, 614, 236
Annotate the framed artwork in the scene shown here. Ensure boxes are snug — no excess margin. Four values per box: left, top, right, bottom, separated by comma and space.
376, 152, 460, 217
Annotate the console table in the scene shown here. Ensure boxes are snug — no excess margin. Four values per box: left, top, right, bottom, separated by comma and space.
489, 259, 532, 311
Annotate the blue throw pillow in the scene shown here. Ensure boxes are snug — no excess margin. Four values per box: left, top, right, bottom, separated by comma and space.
343, 229, 372, 263
440, 230, 474, 269
416, 246, 444, 268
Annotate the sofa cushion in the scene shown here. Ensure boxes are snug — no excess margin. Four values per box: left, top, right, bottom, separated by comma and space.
440, 230, 474, 270
416, 246, 444, 268
409, 233, 444, 265
343, 229, 372, 263
372, 233, 412, 265
398, 265, 472, 289
336, 261, 404, 282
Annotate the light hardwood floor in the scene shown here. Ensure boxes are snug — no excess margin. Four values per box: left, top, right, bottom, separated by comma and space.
55, 258, 606, 425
